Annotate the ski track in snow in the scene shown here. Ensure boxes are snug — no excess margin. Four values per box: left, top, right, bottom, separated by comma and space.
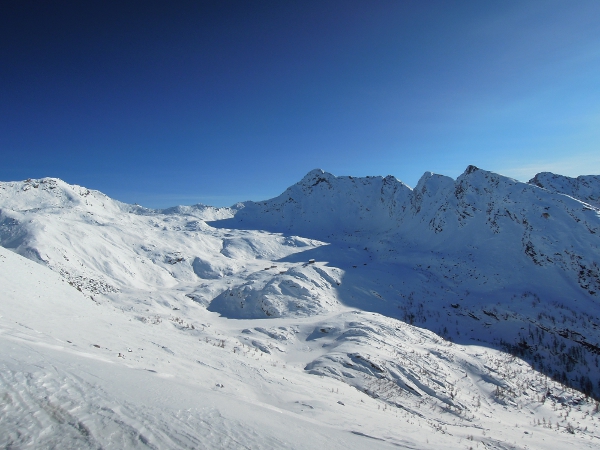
1, 169, 600, 449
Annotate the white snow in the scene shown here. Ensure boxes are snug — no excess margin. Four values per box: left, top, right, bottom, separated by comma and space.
1, 169, 600, 449
530, 172, 600, 208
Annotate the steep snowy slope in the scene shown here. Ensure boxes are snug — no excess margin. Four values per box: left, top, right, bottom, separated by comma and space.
530, 172, 600, 208
224, 167, 600, 300
220, 166, 600, 303
0, 246, 416, 449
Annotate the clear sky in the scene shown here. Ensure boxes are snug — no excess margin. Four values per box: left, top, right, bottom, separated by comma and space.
2, 1, 599, 208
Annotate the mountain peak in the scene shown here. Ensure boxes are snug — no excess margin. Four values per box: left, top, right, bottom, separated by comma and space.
301, 168, 326, 180
298, 169, 333, 188
464, 164, 480, 175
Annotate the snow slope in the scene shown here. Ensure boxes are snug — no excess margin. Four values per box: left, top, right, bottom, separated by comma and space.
226, 169, 413, 237
2, 171, 600, 448
3, 244, 600, 449
0, 246, 409, 448
0, 177, 323, 294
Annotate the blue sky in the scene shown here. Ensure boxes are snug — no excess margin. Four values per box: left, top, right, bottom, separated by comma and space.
1, 0, 599, 207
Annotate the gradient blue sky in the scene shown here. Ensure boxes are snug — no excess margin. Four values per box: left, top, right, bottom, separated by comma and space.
2, 1, 599, 207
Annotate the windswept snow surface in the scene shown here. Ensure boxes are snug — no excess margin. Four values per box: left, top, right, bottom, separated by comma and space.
1, 170, 600, 449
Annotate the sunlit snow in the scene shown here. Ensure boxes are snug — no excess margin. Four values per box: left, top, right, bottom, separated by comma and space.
1, 167, 600, 449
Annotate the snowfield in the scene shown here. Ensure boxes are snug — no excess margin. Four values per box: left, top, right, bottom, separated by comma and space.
1, 167, 600, 449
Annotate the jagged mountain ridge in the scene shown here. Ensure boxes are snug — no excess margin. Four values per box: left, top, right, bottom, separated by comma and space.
229, 166, 600, 238
222, 165, 600, 297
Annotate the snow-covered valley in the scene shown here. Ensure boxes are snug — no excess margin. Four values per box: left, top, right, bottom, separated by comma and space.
1, 167, 600, 449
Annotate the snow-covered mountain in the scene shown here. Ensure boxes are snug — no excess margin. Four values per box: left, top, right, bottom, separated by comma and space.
529, 172, 600, 208
223, 166, 600, 307
2, 169, 600, 449
226, 168, 413, 236
215, 166, 600, 398
225, 166, 600, 300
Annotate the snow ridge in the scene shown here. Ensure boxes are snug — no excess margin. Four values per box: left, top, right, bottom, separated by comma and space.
529, 172, 600, 208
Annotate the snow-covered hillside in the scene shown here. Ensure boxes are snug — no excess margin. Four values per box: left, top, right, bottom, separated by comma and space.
0, 177, 322, 295
529, 172, 600, 208
2, 170, 600, 449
